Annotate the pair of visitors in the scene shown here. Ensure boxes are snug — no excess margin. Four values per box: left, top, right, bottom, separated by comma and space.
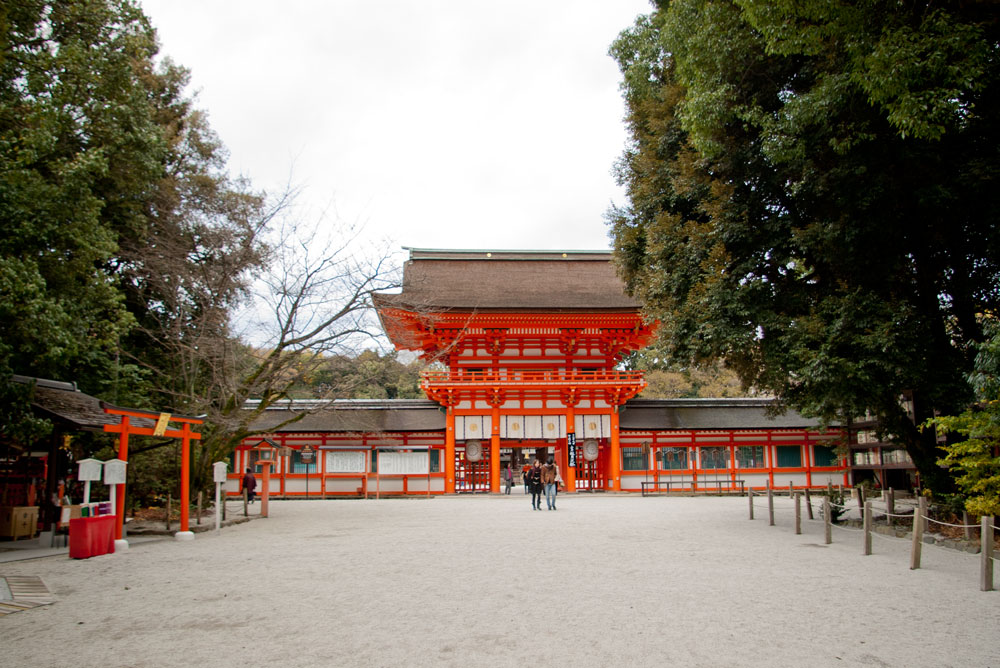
541, 456, 559, 510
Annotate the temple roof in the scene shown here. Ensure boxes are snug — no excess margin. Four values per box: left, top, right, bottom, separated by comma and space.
373, 248, 640, 313
247, 399, 445, 433
11, 376, 157, 433
243, 398, 831, 433
619, 398, 834, 430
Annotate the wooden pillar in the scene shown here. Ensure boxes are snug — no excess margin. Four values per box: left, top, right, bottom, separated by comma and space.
609, 408, 621, 492
114, 417, 130, 541
981, 515, 995, 592
180, 422, 191, 533
804, 434, 813, 488
490, 405, 501, 494
445, 407, 456, 494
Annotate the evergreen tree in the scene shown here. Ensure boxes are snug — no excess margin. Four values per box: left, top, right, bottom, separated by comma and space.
609, 1, 1000, 490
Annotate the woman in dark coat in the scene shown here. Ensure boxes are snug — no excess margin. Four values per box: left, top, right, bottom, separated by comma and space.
526, 459, 543, 511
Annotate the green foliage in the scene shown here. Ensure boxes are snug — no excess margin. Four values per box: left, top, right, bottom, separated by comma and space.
930, 321, 1000, 516
609, 0, 1000, 491
296, 350, 424, 400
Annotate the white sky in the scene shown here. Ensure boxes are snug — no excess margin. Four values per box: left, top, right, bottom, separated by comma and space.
139, 0, 652, 253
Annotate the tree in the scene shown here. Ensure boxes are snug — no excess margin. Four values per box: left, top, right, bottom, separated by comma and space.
0, 1, 163, 393
930, 319, 1000, 516
159, 219, 400, 491
608, 1, 1000, 490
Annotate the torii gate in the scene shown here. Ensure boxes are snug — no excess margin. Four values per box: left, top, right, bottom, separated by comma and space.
102, 405, 203, 543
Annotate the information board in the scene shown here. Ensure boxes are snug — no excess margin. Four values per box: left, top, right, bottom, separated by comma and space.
325, 451, 366, 473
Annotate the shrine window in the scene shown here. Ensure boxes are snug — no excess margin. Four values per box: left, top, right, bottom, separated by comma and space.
621, 447, 647, 471
658, 447, 689, 470
813, 445, 838, 467
775, 445, 802, 468
699, 447, 729, 469
737, 446, 765, 468
429, 449, 441, 473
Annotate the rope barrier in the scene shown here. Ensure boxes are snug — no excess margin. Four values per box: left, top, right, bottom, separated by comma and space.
869, 529, 911, 544
876, 510, 916, 519
925, 516, 980, 529
830, 522, 863, 532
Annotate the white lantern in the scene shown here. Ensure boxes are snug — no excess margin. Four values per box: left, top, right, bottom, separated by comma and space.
213, 461, 229, 484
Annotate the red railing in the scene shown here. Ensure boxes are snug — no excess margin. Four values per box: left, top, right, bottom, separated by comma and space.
421, 368, 646, 388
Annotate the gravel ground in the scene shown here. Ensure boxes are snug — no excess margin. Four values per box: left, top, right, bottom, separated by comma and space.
1, 494, 998, 668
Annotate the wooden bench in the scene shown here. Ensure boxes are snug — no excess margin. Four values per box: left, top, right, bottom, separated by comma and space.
641, 479, 745, 496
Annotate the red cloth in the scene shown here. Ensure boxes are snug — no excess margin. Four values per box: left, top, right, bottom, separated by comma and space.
68, 515, 116, 559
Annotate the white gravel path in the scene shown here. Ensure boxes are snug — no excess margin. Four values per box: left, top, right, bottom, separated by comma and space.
1, 494, 998, 668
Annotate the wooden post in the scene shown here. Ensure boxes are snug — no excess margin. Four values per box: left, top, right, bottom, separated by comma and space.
805, 488, 814, 520
823, 496, 832, 545
196, 491, 202, 526
166, 493, 172, 532
963, 511, 972, 541
887, 488, 895, 517
748, 488, 754, 520
863, 499, 872, 556
981, 515, 994, 592
910, 496, 925, 570
242, 487, 248, 517
794, 492, 801, 535
856, 485, 865, 513
767, 484, 774, 526
789, 481, 794, 497
827, 480, 833, 497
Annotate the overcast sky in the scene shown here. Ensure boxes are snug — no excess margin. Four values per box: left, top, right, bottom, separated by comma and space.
139, 1, 652, 253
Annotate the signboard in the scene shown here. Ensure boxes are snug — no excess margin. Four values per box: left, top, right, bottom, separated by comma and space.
325, 451, 365, 473
567, 434, 577, 467
213, 461, 229, 483
378, 451, 429, 475
153, 412, 171, 437
77, 458, 103, 482
103, 459, 128, 485
300, 445, 315, 463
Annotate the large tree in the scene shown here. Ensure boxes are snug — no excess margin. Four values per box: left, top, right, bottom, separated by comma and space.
0, 1, 162, 389
609, 1, 1000, 490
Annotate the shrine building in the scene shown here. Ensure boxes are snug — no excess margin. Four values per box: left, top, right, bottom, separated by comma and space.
233, 249, 848, 496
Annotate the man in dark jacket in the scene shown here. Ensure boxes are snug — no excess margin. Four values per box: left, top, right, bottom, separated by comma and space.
242, 468, 257, 504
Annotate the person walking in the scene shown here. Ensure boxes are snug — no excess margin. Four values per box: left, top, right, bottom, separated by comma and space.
522, 462, 531, 494
242, 467, 257, 504
504, 463, 514, 494
541, 456, 559, 510
526, 459, 543, 510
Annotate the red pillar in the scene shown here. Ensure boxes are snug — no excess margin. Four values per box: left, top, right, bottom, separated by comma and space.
115, 416, 130, 541
490, 405, 501, 493
180, 422, 191, 532
445, 407, 456, 493
610, 408, 621, 491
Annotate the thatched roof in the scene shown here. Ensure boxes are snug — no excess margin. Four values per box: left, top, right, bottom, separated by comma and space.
373, 249, 640, 312
247, 399, 445, 433
620, 398, 832, 430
